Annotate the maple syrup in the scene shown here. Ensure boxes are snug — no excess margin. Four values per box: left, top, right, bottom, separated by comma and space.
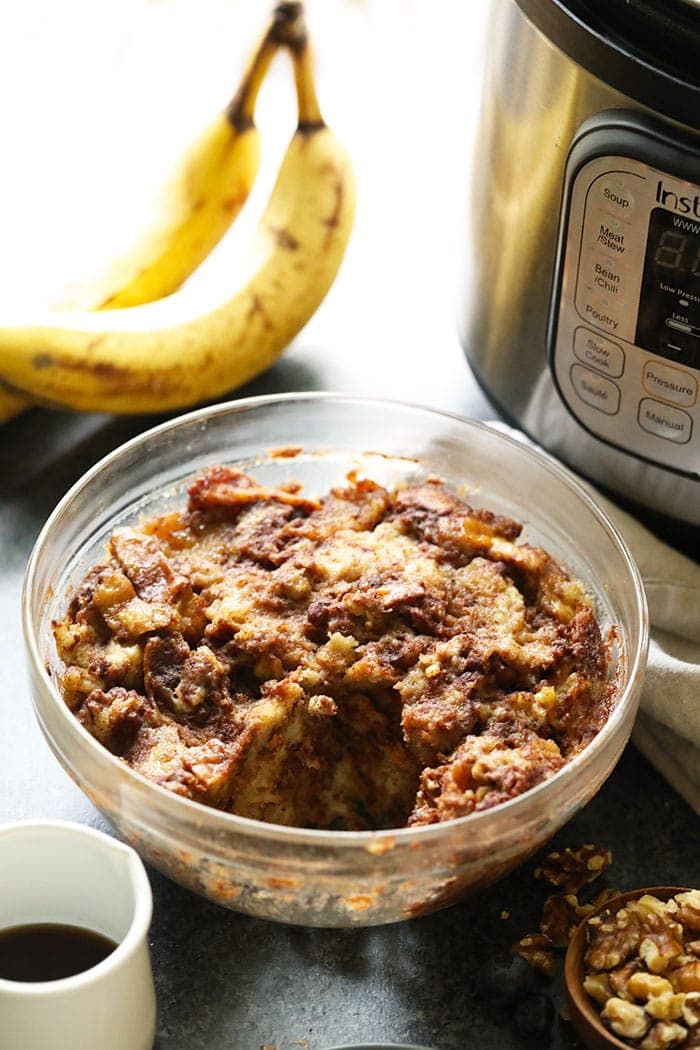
0, 923, 117, 982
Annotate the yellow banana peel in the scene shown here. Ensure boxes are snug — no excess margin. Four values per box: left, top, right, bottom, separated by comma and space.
0, 21, 355, 415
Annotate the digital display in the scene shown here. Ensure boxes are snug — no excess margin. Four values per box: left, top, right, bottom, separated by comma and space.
635, 207, 700, 369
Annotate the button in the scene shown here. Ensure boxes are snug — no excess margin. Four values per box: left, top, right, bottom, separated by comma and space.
578, 299, 622, 334
573, 328, 625, 377
638, 398, 693, 444
598, 177, 635, 216
591, 260, 623, 296
571, 364, 621, 415
593, 218, 627, 256
642, 360, 697, 408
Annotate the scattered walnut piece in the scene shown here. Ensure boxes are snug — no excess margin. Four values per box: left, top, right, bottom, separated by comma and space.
511, 844, 615, 990
512, 932, 556, 976
534, 844, 612, 894
589, 886, 624, 912
540, 893, 583, 947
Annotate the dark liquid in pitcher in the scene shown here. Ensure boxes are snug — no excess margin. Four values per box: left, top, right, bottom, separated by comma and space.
0, 923, 117, 981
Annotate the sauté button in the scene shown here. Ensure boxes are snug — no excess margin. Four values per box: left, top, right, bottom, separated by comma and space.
573, 328, 625, 378
637, 398, 693, 444
571, 364, 621, 415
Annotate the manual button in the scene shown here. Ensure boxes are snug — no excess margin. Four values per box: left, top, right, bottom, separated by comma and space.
638, 398, 692, 444
574, 327, 625, 377
642, 360, 697, 408
571, 363, 621, 415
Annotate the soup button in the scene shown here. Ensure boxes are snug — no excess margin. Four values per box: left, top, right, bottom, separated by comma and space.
571, 364, 621, 415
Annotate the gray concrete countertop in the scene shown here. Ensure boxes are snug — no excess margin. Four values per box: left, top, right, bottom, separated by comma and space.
0, 3, 697, 1048
2, 383, 698, 1050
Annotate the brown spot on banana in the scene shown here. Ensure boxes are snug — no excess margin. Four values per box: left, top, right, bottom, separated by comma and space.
322, 174, 344, 250
246, 293, 274, 331
221, 194, 246, 214
268, 227, 300, 251
32, 353, 128, 380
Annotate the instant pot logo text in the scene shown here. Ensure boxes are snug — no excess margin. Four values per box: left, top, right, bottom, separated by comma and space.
656, 180, 700, 221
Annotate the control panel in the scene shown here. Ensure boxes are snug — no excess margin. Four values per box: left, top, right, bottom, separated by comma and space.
550, 132, 700, 480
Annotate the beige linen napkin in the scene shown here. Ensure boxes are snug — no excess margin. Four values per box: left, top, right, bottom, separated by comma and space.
489, 422, 700, 815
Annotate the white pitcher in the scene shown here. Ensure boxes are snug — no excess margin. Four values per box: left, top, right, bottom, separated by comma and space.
0, 820, 156, 1050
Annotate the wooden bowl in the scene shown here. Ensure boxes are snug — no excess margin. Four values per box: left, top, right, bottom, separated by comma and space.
564, 886, 692, 1050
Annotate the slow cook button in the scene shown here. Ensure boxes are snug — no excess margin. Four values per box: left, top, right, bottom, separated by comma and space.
570, 364, 621, 415
574, 327, 625, 378
638, 398, 693, 444
642, 359, 698, 407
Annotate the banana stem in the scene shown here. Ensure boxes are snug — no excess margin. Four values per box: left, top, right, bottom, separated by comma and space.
270, 2, 324, 128
225, 4, 323, 133
226, 15, 284, 128
291, 34, 323, 128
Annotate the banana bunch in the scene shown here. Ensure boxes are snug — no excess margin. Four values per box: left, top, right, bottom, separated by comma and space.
0, 2, 354, 418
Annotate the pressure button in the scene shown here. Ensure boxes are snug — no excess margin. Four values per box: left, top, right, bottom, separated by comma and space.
642, 360, 697, 408
570, 364, 621, 415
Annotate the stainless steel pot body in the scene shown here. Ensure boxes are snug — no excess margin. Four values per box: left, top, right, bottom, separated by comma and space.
461, 0, 700, 526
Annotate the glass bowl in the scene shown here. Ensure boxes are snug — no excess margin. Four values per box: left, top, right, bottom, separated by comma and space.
22, 393, 648, 927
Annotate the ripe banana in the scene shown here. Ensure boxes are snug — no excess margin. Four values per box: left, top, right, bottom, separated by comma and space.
0, 389, 28, 422
86, 7, 291, 311
0, 20, 355, 415
0, 5, 298, 425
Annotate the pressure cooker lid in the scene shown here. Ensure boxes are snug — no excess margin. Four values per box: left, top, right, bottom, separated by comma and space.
515, 0, 700, 129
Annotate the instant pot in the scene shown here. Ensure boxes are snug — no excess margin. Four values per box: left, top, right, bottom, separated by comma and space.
461, 0, 700, 530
